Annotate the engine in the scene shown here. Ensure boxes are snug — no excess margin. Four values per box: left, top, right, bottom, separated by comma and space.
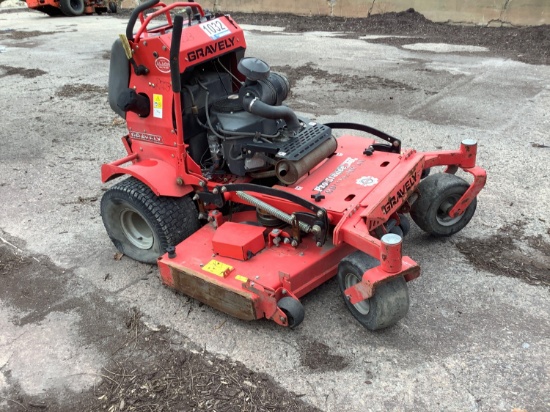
182, 57, 336, 184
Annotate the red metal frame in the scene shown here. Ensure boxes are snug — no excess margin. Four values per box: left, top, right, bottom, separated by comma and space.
103, 2, 487, 327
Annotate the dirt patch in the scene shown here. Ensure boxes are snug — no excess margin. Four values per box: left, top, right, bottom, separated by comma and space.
92, 309, 318, 412
56, 83, 108, 99
0, 29, 55, 40
299, 340, 348, 372
0, 65, 46, 79
227, 9, 550, 66
456, 221, 550, 287
0, 240, 319, 412
272, 62, 419, 92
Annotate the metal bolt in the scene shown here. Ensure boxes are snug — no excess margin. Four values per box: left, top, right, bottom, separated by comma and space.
199, 181, 206, 187
255, 276, 260, 279
143, 41, 147, 46
192, 194, 199, 201
213, 188, 219, 194
176, 177, 183, 186
291, 240, 298, 247
283, 238, 290, 244
316, 242, 322, 247
272, 229, 281, 235
221, 186, 227, 193
281, 289, 287, 295
311, 225, 322, 235
162, 45, 167, 51
316, 210, 324, 218
280, 316, 285, 322
198, 213, 207, 220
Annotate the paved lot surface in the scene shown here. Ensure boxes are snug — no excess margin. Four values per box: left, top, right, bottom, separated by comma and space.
1, 9, 549, 412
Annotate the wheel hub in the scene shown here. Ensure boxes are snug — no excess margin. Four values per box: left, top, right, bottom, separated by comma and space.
120, 209, 154, 249
436, 195, 463, 226
344, 272, 370, 315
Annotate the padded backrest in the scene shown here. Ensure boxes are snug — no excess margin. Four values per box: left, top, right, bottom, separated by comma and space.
108, 39, 130, 119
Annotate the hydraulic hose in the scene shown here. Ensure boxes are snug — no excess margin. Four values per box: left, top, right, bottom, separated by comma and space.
242, 95, 301, 135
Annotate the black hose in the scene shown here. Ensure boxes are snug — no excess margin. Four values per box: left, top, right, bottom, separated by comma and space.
126, 0, 159, 41
242, 96, 301, 134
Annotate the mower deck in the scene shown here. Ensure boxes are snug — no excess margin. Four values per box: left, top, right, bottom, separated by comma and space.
158, 134, 427, 326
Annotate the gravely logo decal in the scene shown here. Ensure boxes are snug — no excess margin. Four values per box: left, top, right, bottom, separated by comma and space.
187, 37, 236, 62
155, 57, 170, 73
381, 172, 417, 214
129, 131, 163, 144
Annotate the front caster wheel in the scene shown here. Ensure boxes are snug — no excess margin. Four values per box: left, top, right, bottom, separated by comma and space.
337, 251, 409, 330
410, 173, 477, 237
101, 177, 200, 264
277, 297, 305, 328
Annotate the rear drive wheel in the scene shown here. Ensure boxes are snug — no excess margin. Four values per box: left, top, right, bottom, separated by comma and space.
101, 177, 200, 264
59, 0, 85, 16
410, 173, 477, 237
277, 297, 305, 328
337, 251, 409, 330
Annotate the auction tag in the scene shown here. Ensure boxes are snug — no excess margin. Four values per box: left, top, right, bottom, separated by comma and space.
199, 19, 231, 40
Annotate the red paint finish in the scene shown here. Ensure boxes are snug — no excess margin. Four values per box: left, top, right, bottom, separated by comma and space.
102, 2, 487, 327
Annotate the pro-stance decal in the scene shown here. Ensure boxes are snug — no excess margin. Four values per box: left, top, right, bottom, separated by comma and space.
314, 157, 358, 193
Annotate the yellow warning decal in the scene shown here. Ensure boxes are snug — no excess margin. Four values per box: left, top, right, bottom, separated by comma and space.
153, 94, 163, 119
203, 260, 234, 277
235, 275, 248, 283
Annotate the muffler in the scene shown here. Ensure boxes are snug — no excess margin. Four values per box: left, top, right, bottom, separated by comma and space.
275, 136, 337, 185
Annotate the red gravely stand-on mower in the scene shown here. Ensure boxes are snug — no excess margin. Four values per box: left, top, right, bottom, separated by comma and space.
25, 0, 117, 17
101, 0, 487, 330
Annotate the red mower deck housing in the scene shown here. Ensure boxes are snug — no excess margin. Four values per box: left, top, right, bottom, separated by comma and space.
100, 0, 487, 330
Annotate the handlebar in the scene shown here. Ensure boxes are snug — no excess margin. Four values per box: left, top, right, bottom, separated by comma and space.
170, 14, 184, 93
129, 1, 205, 43
126, 0, 160, 41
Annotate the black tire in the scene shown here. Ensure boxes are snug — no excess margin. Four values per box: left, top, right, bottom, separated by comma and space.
410, 173, 477, 237
277, 297, 305, 328
37, 6, 64, 16
108, 1, 117, 13
59, 0, 85, 16
100, 177, 200, 264
398, 213, 410, 237
337, 251, 409, 331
